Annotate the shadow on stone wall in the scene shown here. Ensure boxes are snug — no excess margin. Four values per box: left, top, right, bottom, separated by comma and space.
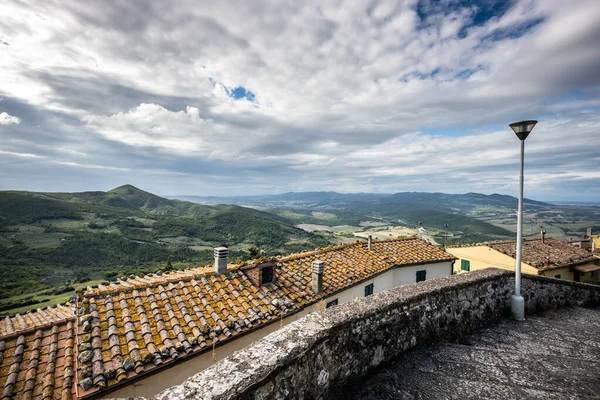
152, 269, 600, 400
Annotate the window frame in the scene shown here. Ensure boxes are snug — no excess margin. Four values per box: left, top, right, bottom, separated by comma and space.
416, 270, 427, 282
364, 283, 374, 297
326, 299, 338, 308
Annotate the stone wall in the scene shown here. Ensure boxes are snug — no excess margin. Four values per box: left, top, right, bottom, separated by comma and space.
152, 269, 600, 400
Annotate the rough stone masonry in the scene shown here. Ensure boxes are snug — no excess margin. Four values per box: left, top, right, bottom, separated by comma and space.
151, 268, 600, 400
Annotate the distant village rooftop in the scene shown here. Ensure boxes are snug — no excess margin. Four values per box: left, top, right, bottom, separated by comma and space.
448, 237, 597, 271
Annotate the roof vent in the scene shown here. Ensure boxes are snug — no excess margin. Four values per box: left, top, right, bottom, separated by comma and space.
312, 260, 324, 294
214, 247, 229, 275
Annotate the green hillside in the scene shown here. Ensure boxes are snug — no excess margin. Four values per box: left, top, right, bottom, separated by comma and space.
0, 185, 327, 314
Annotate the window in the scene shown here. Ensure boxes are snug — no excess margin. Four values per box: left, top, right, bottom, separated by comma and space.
261, 266, 274, 284
555, 274, 561, 279
364, 283, 374, 297
461, 259, 470, 271
416, 270, 427, 282
326, 299, 338, 308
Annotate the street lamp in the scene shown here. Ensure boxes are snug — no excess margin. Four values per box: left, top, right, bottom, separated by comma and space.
444, 223, 448, 247
509, 120, 537, 320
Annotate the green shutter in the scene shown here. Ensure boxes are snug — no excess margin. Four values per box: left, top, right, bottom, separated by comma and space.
461, 260, 470, 271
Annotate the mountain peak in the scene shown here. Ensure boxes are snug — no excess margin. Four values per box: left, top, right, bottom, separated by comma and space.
108, 184, 147, 194
110, 184, 137, 190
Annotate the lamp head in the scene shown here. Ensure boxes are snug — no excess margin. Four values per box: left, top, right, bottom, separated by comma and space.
509, 120, 537, 140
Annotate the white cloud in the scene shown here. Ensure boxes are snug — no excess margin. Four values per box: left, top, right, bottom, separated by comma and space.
84, 103, 216, 153
0, 112, 21, 125
0, 0, 599, 199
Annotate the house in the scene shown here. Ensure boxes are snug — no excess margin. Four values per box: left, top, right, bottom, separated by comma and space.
0, 237, 455, 400
446, 233, 599, 284
568, 227, 595, 251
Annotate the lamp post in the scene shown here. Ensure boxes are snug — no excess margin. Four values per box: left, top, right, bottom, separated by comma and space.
509, 119, 537, 320
444, 223, 448, 247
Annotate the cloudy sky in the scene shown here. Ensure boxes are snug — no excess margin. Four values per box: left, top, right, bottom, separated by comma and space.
1, 0, 599, 201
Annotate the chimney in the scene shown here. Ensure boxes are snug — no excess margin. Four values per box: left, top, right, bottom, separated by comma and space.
312, 260, 324, 294
541, 230, 546, 244
587, 227, 593, 239
368, 235, 372, 251
214, 247, 228, 275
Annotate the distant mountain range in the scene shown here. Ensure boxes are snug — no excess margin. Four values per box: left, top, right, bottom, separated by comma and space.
171, 191, 551, 237
172, 191, 550, 211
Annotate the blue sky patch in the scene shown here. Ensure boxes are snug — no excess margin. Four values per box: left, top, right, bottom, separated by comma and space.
229, 86, 256, 102
416, 0, 515, 36
482, 17, 545, 42
209, 77, 257, 102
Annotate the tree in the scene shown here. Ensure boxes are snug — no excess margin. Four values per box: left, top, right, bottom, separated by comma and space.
164, 255, 174, 272
248, 246, 261, 259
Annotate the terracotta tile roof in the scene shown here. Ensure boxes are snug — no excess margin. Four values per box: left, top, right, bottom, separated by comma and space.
275, 238, 455, 301
488, 238, 598, 271
76, 271, 301, 397
76, 238, 453, 398
0, 319, 76, 400
0, 305, 74, 338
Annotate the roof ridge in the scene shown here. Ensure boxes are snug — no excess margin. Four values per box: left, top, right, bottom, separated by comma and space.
82, 236, 431, 297
85, 236, 427, 296
81, 265, 242, 297
447, 237, 558, 248
0, 315, 75, 341
0, 300, 74, 320
278, 236, 421, 262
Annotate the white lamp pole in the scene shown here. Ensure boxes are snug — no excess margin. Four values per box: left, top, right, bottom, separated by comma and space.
509, 120, 537, 321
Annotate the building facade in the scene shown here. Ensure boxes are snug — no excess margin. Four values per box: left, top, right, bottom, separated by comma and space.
447, 236, 599, 284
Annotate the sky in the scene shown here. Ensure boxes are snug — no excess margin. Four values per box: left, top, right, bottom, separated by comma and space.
1, 0, 599, 201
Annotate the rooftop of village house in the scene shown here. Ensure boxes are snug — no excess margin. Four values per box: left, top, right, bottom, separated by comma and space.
448, 237, 598, 270
0, 237, 454, 400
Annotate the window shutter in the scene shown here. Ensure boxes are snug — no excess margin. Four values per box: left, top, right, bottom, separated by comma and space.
461, 260, 470, 271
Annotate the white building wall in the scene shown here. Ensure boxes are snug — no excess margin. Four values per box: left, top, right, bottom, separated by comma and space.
320, 261, 453, 306
105, 260, 453, 399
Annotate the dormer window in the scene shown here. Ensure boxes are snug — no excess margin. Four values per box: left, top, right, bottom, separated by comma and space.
261, 265, 274, 284
243, 261, 277, 286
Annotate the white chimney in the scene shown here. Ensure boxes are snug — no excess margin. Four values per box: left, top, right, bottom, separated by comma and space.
214, 247, 229, 275
368, 235, 372, 251
312, 260, 324, 294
